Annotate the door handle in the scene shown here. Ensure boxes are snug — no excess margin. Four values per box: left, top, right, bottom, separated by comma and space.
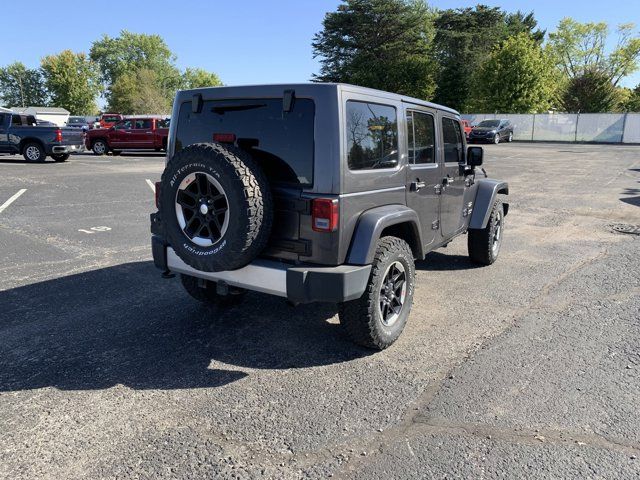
410, 180, 426, 192
145, 131, 153, 134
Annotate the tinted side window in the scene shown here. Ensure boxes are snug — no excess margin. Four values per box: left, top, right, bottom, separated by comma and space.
442, 117, 463, 163
347, 101, 398, 170
406, 111, 435, 165
115, 120, 133, 130
135, 119, 152, 129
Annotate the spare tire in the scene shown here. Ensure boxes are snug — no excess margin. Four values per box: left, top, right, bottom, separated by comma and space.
160, 142, 273, 272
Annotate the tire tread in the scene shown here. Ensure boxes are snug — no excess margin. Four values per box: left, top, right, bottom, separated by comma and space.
339, 236, 414, 349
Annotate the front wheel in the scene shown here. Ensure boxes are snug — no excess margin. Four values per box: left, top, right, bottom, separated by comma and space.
468, 200, 504, 265
92, 139, 108, 155
52, 153, 69, 162
339, 237, 415, 350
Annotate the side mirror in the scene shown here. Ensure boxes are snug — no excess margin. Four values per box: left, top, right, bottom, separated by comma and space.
467, 146, 483, 167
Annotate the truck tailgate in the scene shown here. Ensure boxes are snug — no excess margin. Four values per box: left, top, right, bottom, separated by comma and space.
60, 128, 84, 146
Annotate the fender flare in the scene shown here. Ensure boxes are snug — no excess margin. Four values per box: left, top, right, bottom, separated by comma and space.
469, 179, 509, 230
346, 204, 423, 265
19, 137, 46, 154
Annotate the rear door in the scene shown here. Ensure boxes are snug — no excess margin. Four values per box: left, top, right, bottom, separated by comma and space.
439, 116, 467, 238
404, 108, 441, 248
131, 119, 154, 148
173, 96, 316, 262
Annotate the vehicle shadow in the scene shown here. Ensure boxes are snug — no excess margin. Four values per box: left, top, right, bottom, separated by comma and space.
114, 151, 166, 158
0, 157, 60, 164
415, 251, 480, 271
0, 262, 371, 392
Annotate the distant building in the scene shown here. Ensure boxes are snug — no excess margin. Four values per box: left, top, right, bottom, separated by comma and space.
10, 106, 70, 126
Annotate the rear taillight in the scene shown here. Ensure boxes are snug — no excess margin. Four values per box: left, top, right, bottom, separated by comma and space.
55, 129, 62, 142
312, 198, 339, 232
155, 182, 161, 209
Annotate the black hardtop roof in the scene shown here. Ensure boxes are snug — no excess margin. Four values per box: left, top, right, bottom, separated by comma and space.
179, 83, 459, 116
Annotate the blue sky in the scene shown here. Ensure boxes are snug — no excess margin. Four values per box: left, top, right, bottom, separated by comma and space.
3, 0, 640, 88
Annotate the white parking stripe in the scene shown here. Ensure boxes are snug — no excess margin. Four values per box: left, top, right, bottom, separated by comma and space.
0, 189, 27, 214
145, 179, 156, 193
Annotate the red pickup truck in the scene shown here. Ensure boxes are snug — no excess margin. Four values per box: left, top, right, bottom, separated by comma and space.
97, 113, 124, 129
85, 117, 169, 155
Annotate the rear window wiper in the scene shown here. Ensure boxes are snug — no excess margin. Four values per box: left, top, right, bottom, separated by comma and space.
212, 104, 266, 115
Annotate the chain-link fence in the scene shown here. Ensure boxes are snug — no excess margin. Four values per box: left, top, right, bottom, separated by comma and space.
461, 113, 640, 143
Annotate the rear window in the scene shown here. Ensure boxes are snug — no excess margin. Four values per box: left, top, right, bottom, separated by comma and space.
103, 115, 120, 123
175, 98, 315, 187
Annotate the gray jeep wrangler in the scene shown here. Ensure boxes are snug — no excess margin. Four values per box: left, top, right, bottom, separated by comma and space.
150, 83, 508, 349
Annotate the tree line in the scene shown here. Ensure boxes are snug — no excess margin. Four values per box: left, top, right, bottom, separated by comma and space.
0, 31, 222, 115
2, 3, 640, 115
312, 1, 640, 113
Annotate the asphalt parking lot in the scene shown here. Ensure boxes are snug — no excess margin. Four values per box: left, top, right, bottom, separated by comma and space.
1, 143, 639, 479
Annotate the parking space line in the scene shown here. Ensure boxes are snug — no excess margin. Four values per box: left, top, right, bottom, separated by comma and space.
145, 179, 156, 193
0, 189, 27, 214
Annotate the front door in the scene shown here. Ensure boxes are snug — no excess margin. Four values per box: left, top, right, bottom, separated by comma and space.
131, 119, 154, 148
110, 119, 134, 148
440, 116, 467, 238
0, 113, 9, 152
405, 108, 441, 248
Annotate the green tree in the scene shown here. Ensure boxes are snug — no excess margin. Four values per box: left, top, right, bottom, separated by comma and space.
621, 84, 640, 112
0, 62, 48, 107
561, 70, 619, 112
90, 31, 181, 104
40, 51, 100, 115
431, 6, 543, 111
471, 34, 555, 113
109, 68, 171, 114
548, 19, 640, 86
312, 0, 437, 100
505, 11, 545, 44
180, 68, 223, 89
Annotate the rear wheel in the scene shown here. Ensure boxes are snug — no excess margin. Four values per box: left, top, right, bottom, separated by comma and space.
180, 274, 246, 306
493, 133, 500, 144
92, 139, 108, 155
23, 142, 46, 162
468, 200, 504, 265
339, 237, 415, 350
52, 153, 69, 162
507, 131, 513, 142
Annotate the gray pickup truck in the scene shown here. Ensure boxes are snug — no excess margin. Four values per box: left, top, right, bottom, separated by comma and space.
0, 112, 84, 162
151, 83, 509, 349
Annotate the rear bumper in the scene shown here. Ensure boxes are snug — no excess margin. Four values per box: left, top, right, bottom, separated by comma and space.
151, 234, 371, 304
51, 144, 84, 154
